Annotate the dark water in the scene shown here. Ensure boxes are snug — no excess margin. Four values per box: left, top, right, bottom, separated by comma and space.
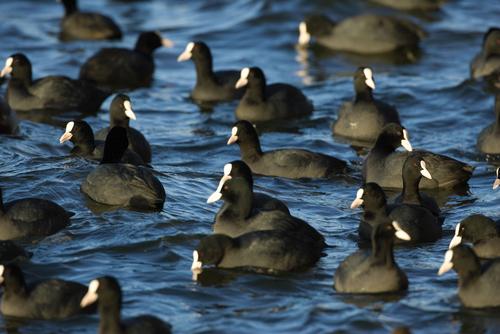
0, 0, 499, 333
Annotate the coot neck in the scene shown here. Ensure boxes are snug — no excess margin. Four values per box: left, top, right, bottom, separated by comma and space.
371, 234, 395, 266
401, 171, 422, 204
4, 276, 27, 298
238, 139, 263, 161
134, 42, 156, 57
0, 189, 4, 214
222, 191, 253, 220
194, 56, 216, 85
73, 136, 96, 155
354, 86, 374, 103
98, 302, 123, 334
243, 80, 266, 104
455, 255, 482, 287
371, 137, 398, 157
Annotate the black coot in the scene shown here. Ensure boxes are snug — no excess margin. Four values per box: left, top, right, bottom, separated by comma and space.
80, 127, 165, 210
0, 241, 30, 262
449, 214, 500, 259
0, 53, 109, 112
438, 245, 500, 308
0, 264, 95, 319
191, 231, 323, 274
228, 120, 347, 179
234, 67, 313, 122
59, 120, 146, 166
221, 160, 289, 214
0, 187, 73, 240
177, 41, 244, 102
351, 182, 442, 243
80, 276, 171, 333
363, 123, 473, 189
471, 28, 500, 80
298, 14, 424, 54
79, 31, 173, 90
334, 221, 410, 293
59, 0, 122, 41
332, 67, 401, 145
207, 175, 324, 248
477, 95, 500, 154
94, 94, 152, 163
393, 153, 441, 217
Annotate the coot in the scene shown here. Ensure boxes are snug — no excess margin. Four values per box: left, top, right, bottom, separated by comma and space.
228, 120, 347, 179
477, 94, 500, 154
332, 67, 401, 144
471, 28, 500, 80
449, 214, 500, 259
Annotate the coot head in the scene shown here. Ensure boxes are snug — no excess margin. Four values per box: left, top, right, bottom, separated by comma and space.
0, 264, 26, 290
375, 123, 413, 152
350, 182, 387, 210
207, 176, 252, 204
224, 160, 253, 189
449, 214, 498, 248
0, 53, 32, 83
298, 15, 335, 45
403, 153, 432, 181
177, 41, 212, 64
191, 234, 234, 271
80, 276, 121, 308
354, 67, 376, 92
135, 31, 173, 55
59, 120, 94, 146
482, 28, 500, 56
227, 120, 259, 146
235, 67, 266, 90
109, 94, 136, 127
101, 126, 129, 164
438, 244, 480, 276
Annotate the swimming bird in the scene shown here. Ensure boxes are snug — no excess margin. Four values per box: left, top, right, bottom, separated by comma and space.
0, 264, 95, 319
334, 221, 410, 293
207, 175, 324, 249
94, 94, 152, 163
80, 127, 165, 210
0, 187, 73, 240
191, 230, 323, 275
220, 160, 289, 214
332, 67, 401, 145
81, 276, 171, 333
438, 245, 500, 308
59, 120, 146, 166
0, 53, 109, 112
227, 120, 347, 179
392, 153, 441, 217
59, 0, 122, 41
234, 67, 313, 122
449, 214, 500, 259
177, 41, 244, 103
363, 123, 473, 189
79, 31, 173, 90
298, 14, 424, 54
351, 182, 442, 243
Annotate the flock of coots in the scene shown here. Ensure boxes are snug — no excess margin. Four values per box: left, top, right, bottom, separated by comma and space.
0, 0, 499, 333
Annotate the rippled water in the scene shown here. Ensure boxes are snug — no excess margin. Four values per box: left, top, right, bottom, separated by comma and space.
1, 0, 500, 333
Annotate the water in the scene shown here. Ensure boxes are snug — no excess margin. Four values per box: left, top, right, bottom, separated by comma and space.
0, 0, 499, 333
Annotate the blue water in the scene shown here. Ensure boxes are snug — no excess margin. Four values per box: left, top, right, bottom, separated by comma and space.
0, 0, 499, 333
